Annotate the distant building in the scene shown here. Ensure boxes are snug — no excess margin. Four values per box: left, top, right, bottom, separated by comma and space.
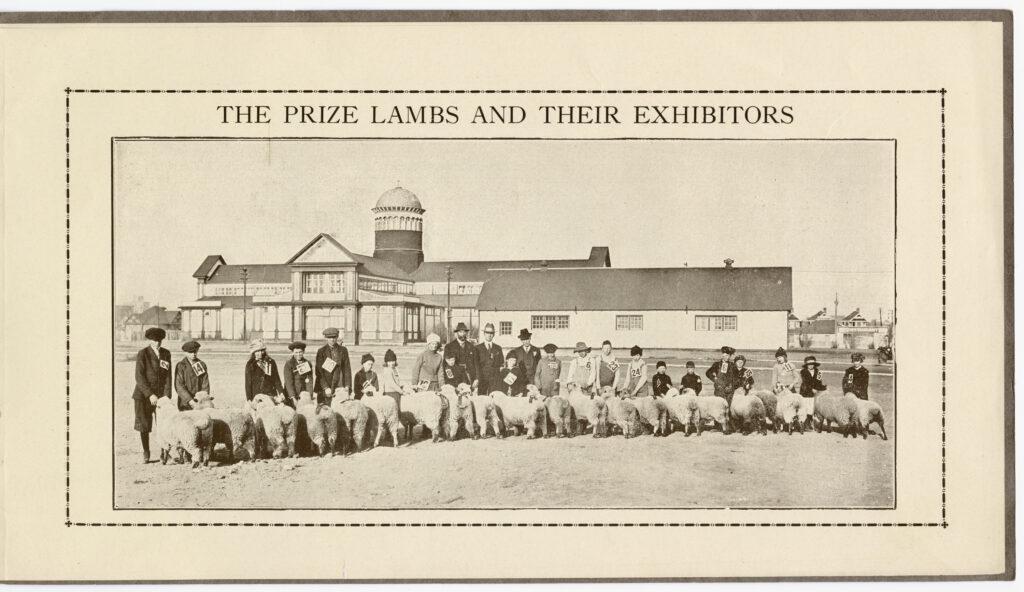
789, 308, 892, 350
123, 305, 181, 341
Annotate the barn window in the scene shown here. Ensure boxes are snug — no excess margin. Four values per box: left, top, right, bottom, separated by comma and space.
615, 315, 643, 330
531, 315, 570, 330
499, 321, 512, 336
695, 315, 738, 331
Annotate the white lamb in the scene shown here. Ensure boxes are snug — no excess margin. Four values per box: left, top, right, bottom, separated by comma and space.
565, 382, 607, 438
295, 391, 338, 457
192, 392, 257, 462
729, 387, 768, 436
695, 391, 731, 434
631, 393, 668, 437
156, 395, 214, 467
599, 386, 641, 439
773, 388, 806, 435
664, 388, 702, 436
249, 393, 299, 459
400, 384, 448, 443
527, 384, 571, 438
491, 390, 547, 439
360, 386, 402, 448
440, 383, 477, 442
330, 389, 369, 455
844, 393, 888, 440
468, 389, 503, 439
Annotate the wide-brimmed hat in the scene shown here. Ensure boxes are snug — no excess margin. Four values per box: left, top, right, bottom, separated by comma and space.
721, 346, 735, 355
803, 356, 820, 367
454, 322, 469, 332
573, 341, 591, 353
181, 340, 201, 353
518, 328, 532, 340
289, 341, 306, 351
483, 323, 495, 333
851, 353, 865, 362
543, 343, 558, 354
775, 347, 787, 358
322, 327, 340, 338
249, 338, 266, 353
144, 327, 166, 341
630, 345, 643, 357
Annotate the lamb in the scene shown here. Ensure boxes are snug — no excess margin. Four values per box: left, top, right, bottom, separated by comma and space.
360, 386, 402, 448
295, 391, 338, 457
630, 393, 668, 437
468, 390, 503, 439
399, 384, 447, 443
528, 384, 571, 438
330, 390, 369, 455
774, 389, 806, 435
812, 391, 858, 437
191, 392, 257, 462
599, 386, 641, 439
751, 389, 780, 433
440, 383, 476, 442
694, 392, 731, 434
664, 388, 702, 436
156, 395, 214, 467
249, 393, 299, 458
491, 390, 548, 439
845, 393, 888, 440
729, 388, 768, 436
565, 382, 607, 438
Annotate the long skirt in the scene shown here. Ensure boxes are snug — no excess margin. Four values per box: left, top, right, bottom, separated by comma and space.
133, 398, 154, 433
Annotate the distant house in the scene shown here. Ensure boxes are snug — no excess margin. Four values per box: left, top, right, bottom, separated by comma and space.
787, 312, 801, 330
122, 306, 181, 342
789, 308, 892, 350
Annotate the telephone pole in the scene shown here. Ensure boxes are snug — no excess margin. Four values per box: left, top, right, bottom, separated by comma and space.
241, 266, 250, 341
833, 292, 839, 349
445, 265, 453, 342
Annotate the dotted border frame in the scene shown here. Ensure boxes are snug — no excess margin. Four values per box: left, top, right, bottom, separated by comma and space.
65, 88, 947, 528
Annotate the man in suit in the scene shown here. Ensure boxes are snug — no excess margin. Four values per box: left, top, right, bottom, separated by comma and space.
474, 323, 504, 395
314, 327, 351, 404
705, 345, 739, 405
446, 322, 478, 389
173, 340, 209, 411
132, 327, 172, 464
512, 328, 542, 384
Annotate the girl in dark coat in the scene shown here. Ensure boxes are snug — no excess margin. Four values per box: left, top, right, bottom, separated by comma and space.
244, 339, 285, 404
799, 356, 827, 398
498, 350, 528, 396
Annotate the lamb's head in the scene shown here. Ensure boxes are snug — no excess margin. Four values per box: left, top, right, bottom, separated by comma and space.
734, 387, 749, 398
598, 386, 616, 400
681, 388, 697, 397
526, 384, 541, 398
297, 391, 315, 405
439, 384, 457, 398
336, 386, 352, 400
401, 384, 417, 396
456, 383, 473, 396
564, 381, 579, 395
665, 387, 681, 398
251, 393, 275, 409
772, 382, 789, 395
488, 390, 506, 399
193, 391, 215, 409
156, 395, 175, 410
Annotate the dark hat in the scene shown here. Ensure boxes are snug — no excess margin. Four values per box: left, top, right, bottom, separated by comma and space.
454, 322, 469, 332
601, 340, 612, 347
721, 346, 735, 355
323, 327, 340, 338
384, 349, 397, 363
685, 361, 695, 368
851, 353, 865, 362
506, 349, 518, 360
443, 344, 458, 359
181, 340, 201, 353
573, 341, 591, 353
483, 323, 495, 333
775, 347, 787, 358
518, 328, 532, 340
803, 356, 820, 367
361, 353, 375, 364
656, 361, 667, 368
289, 341, 306, 351
543, 343, 558, 354
734, 354, 747, 363
630, 345, 643, 357
144, 327, 166, 341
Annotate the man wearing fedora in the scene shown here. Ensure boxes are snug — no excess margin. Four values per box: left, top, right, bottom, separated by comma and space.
132, 327, 172, 463
565, 342, 597, 394
447, 322, 478, 391
283, 341, 315, 405
706, 345, 739, 404
474, 323, 504, 395
245, 338, 285, 405
174, 340, 209, 411
512, 328, 542, 384
843, 353, 870, 400
799, 355, 828, 398
315, 327, 351, 404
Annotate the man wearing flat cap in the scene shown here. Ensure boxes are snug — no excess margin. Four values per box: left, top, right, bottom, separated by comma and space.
245, 338, 285, 405
474, 323, 504, 396
132, 327, 172, 463
512, 328, 542, 384
174, 340, 209, 412
843, 353, 870, 400
706, 345, 739, 404
446, 322, 478, 391
315, 327, 351, 404
283, 341, 315, 405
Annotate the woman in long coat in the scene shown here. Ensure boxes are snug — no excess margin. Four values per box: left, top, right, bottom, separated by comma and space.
244, 339, 285, 404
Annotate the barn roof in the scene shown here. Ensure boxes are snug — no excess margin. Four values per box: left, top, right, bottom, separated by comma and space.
192, 255, 225, 279
476, 267, 792, 312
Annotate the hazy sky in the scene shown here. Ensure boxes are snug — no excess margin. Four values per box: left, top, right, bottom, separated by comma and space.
114, 139, 895, 319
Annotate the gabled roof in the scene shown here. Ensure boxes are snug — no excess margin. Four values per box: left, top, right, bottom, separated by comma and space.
192, 255, 225, 279
125, 305, 181, 326
411, 246, 611, 283
806, 308, 831, 321
477, 267, 792, 312
843, 308, 865, 321
788, 312, 800, 320
206, 264, 291, 284
286, 233, 411, 281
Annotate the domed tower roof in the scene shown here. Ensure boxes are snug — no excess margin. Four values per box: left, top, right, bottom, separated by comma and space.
374, 186, 424, 212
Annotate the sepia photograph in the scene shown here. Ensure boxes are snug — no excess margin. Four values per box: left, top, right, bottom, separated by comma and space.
112, 137, 897, 510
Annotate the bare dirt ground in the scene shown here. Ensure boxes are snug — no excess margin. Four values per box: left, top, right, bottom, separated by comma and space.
114, 349, 894, 509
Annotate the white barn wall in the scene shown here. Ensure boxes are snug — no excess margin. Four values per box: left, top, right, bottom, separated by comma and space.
480, 309, 789, 350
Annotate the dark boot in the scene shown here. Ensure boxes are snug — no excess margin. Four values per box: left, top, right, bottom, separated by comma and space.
140, 432, 151, 464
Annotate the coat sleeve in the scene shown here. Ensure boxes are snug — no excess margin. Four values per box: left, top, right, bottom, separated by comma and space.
341, 349, 352, 392
705, 363, 716, 381
134, 351, 153, 399
199, 367, 210, 395
174, 362, 191, 402
315, 348, 330, 391
771, 365, 780, 386
162, 353, 173, 398
273, 361, 284, 396
533, 361, 543, 386
283, 362, 298, 399
411, 352, 424, 383
244, 361, 254, 400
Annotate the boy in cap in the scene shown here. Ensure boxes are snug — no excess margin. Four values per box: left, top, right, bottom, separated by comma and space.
624, 345, 650, 397
651, 361, 673, 397
411, 333, 443, 391
706, 346, 739, 404
512, 328, 542, 381
283, 341, 314, 405
565, 342, 597, 394
771, 347, 799, 393
475, 323, 504, 395
132, 327, 172, 463
679, 361, 703, 395
245, 339, 284, 404
733, 355, 754, 393
843, 353, 870, 400
174, 340, 209, 411
499, 349, 527, 397
534, 343, 562, 398
440, 343, 471, 388
597, 340, 621, 392
315, 327, 351, 403
799, 356, 828, 398
353, 353, 379, 400
447, 322, 478, 391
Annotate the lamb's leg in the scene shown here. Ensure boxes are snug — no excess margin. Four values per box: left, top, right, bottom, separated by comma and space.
877, 419, 888, 441
429, 419, 440, 443
389, 421, 401, 448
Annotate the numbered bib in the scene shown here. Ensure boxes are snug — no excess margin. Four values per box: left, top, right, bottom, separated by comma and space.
630, 367, 642, 378
503, 373, 517, 386
321, 358, 337, 373
606, 361, 618, 372
445, 369, 454, 379
159, 359, 169, 370
417, 380, 431, 390
191, 361, 206, 377
548, 362, 558, 370
262, 363, 273, 376
296, 361, 312, 374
